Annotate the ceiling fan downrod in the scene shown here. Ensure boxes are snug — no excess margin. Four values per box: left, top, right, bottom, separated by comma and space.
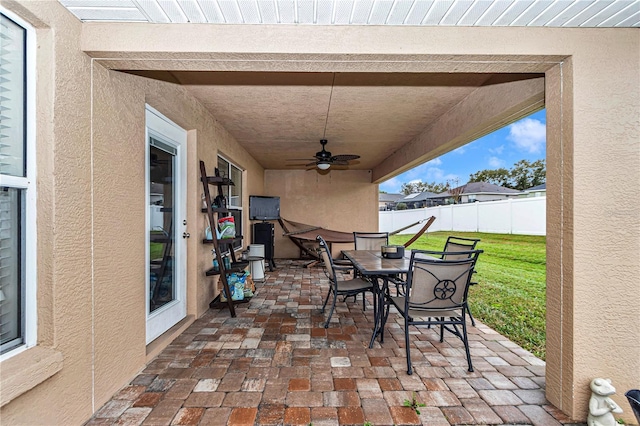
315, 139, 332, 160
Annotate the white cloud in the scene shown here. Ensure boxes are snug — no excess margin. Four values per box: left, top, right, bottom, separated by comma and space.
426, 167, 445, 181
489, 145, 504, 155
507, 118, 546, 154
453, 147, 466, 154
426, 158, 442, 166
488, 156, 505, 168
380, 177, 401, 193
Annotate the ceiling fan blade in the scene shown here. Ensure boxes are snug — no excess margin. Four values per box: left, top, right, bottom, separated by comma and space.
331, 154, 360, 162
292, 140, 362, 170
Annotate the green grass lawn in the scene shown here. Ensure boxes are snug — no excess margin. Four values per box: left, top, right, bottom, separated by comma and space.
390, 231, 547, 360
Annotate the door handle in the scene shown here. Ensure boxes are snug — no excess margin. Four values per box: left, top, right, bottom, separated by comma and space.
183, 232, 190, 239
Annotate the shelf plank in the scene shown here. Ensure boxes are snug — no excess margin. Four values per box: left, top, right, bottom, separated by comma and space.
201, 176, 234, 186
205, 261, 250, 276
201, 207, 229, 214
209, 295, 251, 309
202, 236, 243, 245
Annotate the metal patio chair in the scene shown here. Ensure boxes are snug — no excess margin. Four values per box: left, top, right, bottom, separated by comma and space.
382, 249, 482, 374
442, 236, 481, 325
317, 235, 374, 328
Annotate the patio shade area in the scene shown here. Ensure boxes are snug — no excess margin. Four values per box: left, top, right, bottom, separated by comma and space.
86, 260, 574, 426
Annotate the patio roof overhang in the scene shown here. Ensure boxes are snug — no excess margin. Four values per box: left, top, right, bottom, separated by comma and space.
81, 23, 548, 183
60, 0, 637, 182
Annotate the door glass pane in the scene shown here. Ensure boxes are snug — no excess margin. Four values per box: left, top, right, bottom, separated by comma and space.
0, 187, 23, 352
149, 143, 175, 313
0, 14, 26, 177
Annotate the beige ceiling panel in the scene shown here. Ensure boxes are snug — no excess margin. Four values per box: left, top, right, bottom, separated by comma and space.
174, 71, 502, 170
324, 85, 475, 166
372, 76, 545, 182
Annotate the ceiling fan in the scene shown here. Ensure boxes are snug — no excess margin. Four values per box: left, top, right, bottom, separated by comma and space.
287, 74, 360, 171
289, 139, 360, 170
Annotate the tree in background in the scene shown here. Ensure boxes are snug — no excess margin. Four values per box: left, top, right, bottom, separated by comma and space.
469, 159, 545, 190
400, 181, 448, 195
467, 167, 511, 188
448, 184, 465, 204
511, 159, 546, 190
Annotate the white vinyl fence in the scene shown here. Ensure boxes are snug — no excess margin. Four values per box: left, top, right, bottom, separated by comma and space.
380, 196, 546, 236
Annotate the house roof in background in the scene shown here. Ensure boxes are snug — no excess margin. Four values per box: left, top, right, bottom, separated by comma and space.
400, 192, 438, 202
526, 183, 547, 191
462, 181, 522, 194
431, 181, 522, 198
379, 193, 403, 203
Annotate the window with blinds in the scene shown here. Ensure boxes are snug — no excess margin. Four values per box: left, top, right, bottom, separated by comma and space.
0, 12, 28, 354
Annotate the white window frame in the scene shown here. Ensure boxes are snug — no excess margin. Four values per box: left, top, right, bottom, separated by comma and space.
0, 7, 37, 360
218, 155, 243, 209
217, 155, 243, 250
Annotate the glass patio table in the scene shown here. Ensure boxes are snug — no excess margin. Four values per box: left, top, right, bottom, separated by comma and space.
341, 249, 411, 348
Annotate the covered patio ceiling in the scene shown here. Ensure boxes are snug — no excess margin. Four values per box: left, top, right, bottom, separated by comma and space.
67, 0, 640, 178
125, 70, 543, 172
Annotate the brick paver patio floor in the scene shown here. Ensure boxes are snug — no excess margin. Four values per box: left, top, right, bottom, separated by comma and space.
86, 259, 581, 426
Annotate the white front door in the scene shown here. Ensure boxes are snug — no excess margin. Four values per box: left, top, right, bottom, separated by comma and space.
145, 106, 187, 343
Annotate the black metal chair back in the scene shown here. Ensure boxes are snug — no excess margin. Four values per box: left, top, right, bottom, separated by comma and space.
442, 236, 480, 260
316, 235, 373, 328
384, 249, 482, 374
353, 232, 389, 251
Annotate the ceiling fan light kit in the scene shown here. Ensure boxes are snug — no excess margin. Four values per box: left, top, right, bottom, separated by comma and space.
286, 138, 360, 171
289, 138, 360, 170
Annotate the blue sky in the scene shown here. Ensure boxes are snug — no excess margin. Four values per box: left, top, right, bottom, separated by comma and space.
379, 109, 547, 193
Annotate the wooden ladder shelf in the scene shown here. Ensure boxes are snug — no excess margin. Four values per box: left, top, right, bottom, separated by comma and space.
199, 160, 238, 317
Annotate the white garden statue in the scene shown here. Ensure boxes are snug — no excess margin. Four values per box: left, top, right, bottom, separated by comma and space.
588, 378, 623, 426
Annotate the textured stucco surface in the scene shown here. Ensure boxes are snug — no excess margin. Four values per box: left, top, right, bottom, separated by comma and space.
544, 62, 566, 410
139, 76, 264, 315
0, 1, 638, 424
0, 1, 94, 424
375, 76, 545, 183
91, 65, 147, 405
0, 1, 265, 422
568, 37, 640, 418
265, 169, 378, 259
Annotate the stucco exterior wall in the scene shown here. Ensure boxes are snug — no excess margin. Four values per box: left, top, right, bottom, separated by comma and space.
140, 76, 265, 318
0, 1, 638, 424
564, 36, 639, 417
0, 1, 94, 423
0, 1, 267, 423
83, 23, 640, 423
264, 170, 378, 259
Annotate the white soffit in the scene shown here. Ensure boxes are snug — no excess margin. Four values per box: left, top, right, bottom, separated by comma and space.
59, 0, 640, 27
